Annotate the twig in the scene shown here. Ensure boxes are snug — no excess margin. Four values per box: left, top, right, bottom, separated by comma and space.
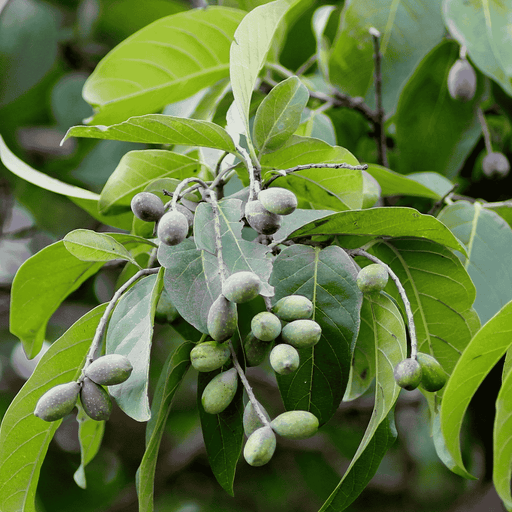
170, 177, 209, 210
237, 144, 261, 201
214, 151, 229, 200
477, 107, 493, 154
295, 54, 317, 76
427, 183, 459, 215
204, 189, 229, 282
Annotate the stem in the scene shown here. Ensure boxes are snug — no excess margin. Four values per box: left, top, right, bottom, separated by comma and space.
427, 183, 459, 215
170, 177, 209, 210
349, 249, 418, 360
79, 267, 160, 381
295, 54, 317, 76
237, 144, 261, 201
478, 107, 493, 154
205, 189, 229, 283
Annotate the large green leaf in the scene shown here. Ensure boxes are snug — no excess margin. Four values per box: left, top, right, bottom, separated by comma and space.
329, 0, 445, 114
440, 300, 512, 477
311, 5, 337, 80
10, 241, 104, 358
83, 7, 245, 124
270, 244, 362, 425
0, 304, 106, 512
438, 200, 512, 324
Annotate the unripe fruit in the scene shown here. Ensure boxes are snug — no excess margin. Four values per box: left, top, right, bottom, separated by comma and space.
157, 210, 189, 246
417, 352, 447, 392
258, 187, 298, 215
244, 200, 282, 235
271, 410, 319, 440
85, 354, 133, 386
244, 332, 273, 367
243, 400, 271, 437
34, 381, 80, 422
362, 171, 381, 208
155, 288, 179, 324
393, 358, 422, 391
447, 59, 477, 102
222, 271, 261, 304
273, 295, 313, 322
483, 152, 510, 179
356, 264, 388, 294
80, 377, 112, 421
251, 312, 282, 342
131, 192, 165, 222
190, 341, 231, 372
175, 203, 194, 230
201, 367, 238, 414
270, 344, 300, 375
281, 319, 322, 349
207, 295, 238, 342
243, 426, 276, 467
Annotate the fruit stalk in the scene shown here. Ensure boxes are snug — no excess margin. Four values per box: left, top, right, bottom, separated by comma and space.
237, 144, 261, 201
477, 107, 493, 154
205, 188, 229, 283
170, 177, 208, 211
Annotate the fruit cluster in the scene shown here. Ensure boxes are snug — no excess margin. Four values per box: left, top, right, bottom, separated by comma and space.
393, 352, 447, 392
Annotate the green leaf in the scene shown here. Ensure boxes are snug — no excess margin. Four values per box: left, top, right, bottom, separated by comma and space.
253, 76, 309, 154
10, 241, 104, 358
438, 201, 512, 324
295, 109, 336, 146
99, 150, 200, 215
440, 299, 512, 477
83, 7, 245, 124
443, 0, 512, 96
136, 339, 193, 512
273, 208, 335, 243
270, 244, 362, 425
290, 207, 468, 255
406, 172, 455, 198
64, 229, 140, 266
312, 5, 337, 80
230, 0, 296, 135
483, 201, 512, 230
63, 114, 236, 153
106, 271, 164, 421
0, 304, 106, 512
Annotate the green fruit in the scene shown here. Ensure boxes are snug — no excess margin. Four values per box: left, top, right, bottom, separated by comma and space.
175, 203, 194, 230
258, 187, 298, 215
157, 210, 189, 246
130, 192, 165, 222
85, 354, 133, 386
222, 271, 261, 303
271, 410, 319, 440
447, 59, 476, 102
251, 312, 282, 342
273, 295, 313, 321
190, 341, 231, 372
243, 400, 271, 437
155, 288, 179, 324
281, 319, 322, 349
243, 332, 273, 367
393, 358, 422, 391
80, 377, 112, 421
356, 264, 388, 294
34, 381, 80, 422
201, 367, 238, 414
243, 426, 276, 467
244, 200, 282, 235
483, 152, 510, 179
417, 352, 447, 392
207, 295, 238, 342
362, 171, 381, 208
270, 344, 300, 375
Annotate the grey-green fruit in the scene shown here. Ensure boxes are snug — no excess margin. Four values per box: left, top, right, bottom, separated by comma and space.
80, 377, 112, 421
155, 288, 179, 324
271, 410, 319, 440
270, 344, 300, 375
273, 295, 313, 322
34, 381, 80, 422
222, 271, 261, 304
243, 400, 271, 437
447, 59, 477, 102
207, 295, 238, 342
85, 354, 133, 386
393, 358, 422, 391
157, 210, 189, 246
131, 192, 165, 222
244, 332, 273, 367
175, 203, 194, 230
190, 341, 231, 372
281, 319, 322, 349
356, 264, 388, 294
251, 312, 282, 342
201, 367, 238, 414
258, 187, 298, 216
245, 200, 282, 235
483, 152, 510, 179
243, 426, 276, 467
362, 171, 381, 208
417, 352, 447, 392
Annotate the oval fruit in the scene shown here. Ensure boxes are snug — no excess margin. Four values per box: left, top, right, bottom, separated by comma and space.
207, 295, 237, 342
130, 192, 165, 222
155, 288, 179, 324
356, 264, 388, 294
483, 152, 510, 179
85, 354, 133, 386
281, 319, 321, 349
157, 210, 189, 246
190, 341, 231, 372
270, 344, 300, 375
80, 377, 112, 421
362, 171, 381, 208
393, 358, 422, 391
244, 332, 273, 367
201, 367, 238, 414
271, 410, 319, 440
34, 381, 80, 422
243, 400, 271, 437
447, 59, 476, 102
222, 271, 261, 304
273, 295, 313, 322
244, 200, 282, 235
243, 426, 276, 467
175, 203, 194, 230
251, 312, 281, 342
417, 352, 447, 392
258, 187, 298, 215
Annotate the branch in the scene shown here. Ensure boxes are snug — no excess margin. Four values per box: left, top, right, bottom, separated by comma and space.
237, 144, 261, 201
477, 107, 493, 154
204, 189, 229, 283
